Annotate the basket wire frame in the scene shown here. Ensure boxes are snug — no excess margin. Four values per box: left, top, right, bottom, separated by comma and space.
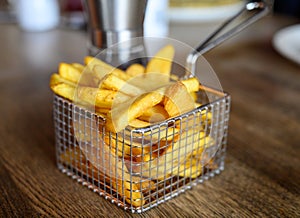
53, 88, 230, 213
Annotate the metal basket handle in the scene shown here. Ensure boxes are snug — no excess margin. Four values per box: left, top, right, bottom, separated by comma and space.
185, 0, 270, 77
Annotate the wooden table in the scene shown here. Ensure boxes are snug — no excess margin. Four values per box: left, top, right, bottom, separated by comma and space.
0, 15, 299, 217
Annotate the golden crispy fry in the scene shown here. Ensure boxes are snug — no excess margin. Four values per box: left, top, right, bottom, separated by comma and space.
138, 105, 169, 123
51, 81, 129, 110
126, 88, 165, 121
129, 119, 150, 128
126, 63, 145, 77
170, 74, 179, 81
92, 65, 110, 82
95, 107, 110, 116
59, 63, 93, 86
176, 158, 202, 178
72, 116, 145, 207
195, 103, 201, 108
59, 63, 82, 84
161, 130, 206, 165
92, 147, 145, 207
181, 77, 200, 92
191, 135, 215, 157
106, 87, 166, 133
131, 129, 207, 179
81, 70, 98, 87
190, 92, 197, 102
50, 82, 75, 102
85, 56, 131, 81
145, 45, 175, 82
99, 73, 144, 96
106, 126, 180, 163
71, 63, 85, 72
109, 125, 179, 157
109, 134, 147, 160
200, 109, 212, 122
127, 126, 180, 146
131, 177, 156, 192
126, 72, 173, 93
164, 81, 195, 117
60, 146, 145, 207
77, 87, 113, 108
50, 73, 76, 88
60, 147, 83, 166
77, 86, 131, 109
60, 62, 97, 87
105, 136, 131, 159
71, 113, 104, 145
174, 108, 213, 132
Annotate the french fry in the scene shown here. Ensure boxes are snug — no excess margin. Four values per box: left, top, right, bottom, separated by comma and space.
72, 116, 145, 207
85, 56, 131, 81
164, 81, 195, 117
126, 63, 145, 77
76, 87, 107, 108
77, 86, 131, 109
124, 126, 180, 146
131, 177, 156, 192
126, 72, 173, 92
95, 107, 110, 116
131, 129, 207, 179
50, 73, 76, 88
145, 45, 175, 82
138, 105, 169, 123
99, 73, 144, 96
200, 109, 212, 122
190, 92, 197, 102
107, 125, 180, 163
72, 63, 85, 72
170, 74, 179, 81
92, 65, 111, 82
51, 79, 131, 109
60, 147, 147, 206
109, 135, 147, 160
88, 146, 145, 207
181, 77, 200, 92
60, 147, 82, 166
129, 119, 150, 128
51, 82, 75, 102
191, 135, 214, 157
59, 63, 82, 84
106, 87, 166, 133
77, 87, 114, 108
59, 63, 95, 86
176, 158, 202, 179
61, 147, 155, 193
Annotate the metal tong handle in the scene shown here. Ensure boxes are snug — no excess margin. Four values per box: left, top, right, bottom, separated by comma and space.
186, 0, 269, 77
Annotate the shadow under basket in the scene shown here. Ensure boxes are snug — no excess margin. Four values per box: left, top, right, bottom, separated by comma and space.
53, 86, 231, 213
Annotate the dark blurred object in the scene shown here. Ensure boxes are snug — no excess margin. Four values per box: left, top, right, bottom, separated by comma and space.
59, 0, 86, 30
62, 0, 83, 11
0, 0, 9, 9
274, 0, 300, 18
0, 0, 16, 23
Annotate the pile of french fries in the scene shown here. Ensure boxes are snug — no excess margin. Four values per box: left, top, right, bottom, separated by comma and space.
50, 45, 216, 207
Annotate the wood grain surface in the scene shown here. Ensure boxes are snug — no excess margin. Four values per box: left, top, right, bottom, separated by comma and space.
0, 15, 299, 217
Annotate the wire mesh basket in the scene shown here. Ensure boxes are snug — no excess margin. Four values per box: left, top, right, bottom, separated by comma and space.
53, 86, 230, 213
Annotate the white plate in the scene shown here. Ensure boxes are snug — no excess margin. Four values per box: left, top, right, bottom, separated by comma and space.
273, 24, 300, 65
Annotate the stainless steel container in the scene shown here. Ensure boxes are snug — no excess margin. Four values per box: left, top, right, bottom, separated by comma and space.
83, 0, 148, 67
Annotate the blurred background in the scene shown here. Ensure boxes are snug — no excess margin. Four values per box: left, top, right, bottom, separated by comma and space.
0, 0, 299, 31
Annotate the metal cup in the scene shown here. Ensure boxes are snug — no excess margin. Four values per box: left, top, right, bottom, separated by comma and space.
82, 0, 148, 67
